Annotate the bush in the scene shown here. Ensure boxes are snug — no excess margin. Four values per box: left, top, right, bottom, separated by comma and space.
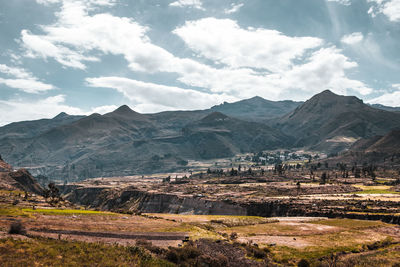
230, 232, 238, 240
165, 246, 201, 264
298, 259, 310, 267
245, 246, 268, 259
196, 253, 228, 267
135, 239, 165, 255
165, 250, 179, 263
8, 221, 26, 235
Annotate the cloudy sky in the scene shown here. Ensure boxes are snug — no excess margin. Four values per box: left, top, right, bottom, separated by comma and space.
0, 0, 400, 125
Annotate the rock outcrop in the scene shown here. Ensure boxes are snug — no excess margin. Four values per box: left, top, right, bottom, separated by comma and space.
0, 157, 44, 195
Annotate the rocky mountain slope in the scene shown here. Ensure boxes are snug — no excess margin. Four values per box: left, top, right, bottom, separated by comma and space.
210, 96, 301, 122
0, 112, 85, 140
0, 156, 44, 195
274, 90, 400, 153
370, 104, 400, 113
323, 130, 400, 166
0, 108, 290, 180
0, 91, 399, 180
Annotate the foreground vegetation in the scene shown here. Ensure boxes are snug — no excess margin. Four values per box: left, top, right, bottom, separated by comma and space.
0, 204, 115, 217
0, 237, 172, 267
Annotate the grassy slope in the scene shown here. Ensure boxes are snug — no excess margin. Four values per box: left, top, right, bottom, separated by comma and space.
0, 237, 173, 267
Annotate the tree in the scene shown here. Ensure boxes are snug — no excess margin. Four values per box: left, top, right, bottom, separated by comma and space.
296, 181, 301, 195
354, 168, 361, 178
321, 172, 327, 184
48, 182, 60, 204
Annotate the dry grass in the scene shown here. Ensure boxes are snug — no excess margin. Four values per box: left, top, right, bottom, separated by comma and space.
0, 236, 172, 267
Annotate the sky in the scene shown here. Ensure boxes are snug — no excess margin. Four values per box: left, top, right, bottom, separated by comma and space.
0, 0, 400, 125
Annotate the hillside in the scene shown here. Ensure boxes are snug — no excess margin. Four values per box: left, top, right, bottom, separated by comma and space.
275, 90, 400, 153
181, 112, 292, 158
324, 130, 400, 166
210, 96, 301, 121
0, 157, 44, 195
0, 108, 290, 180
1, 91, 400, 180
370, 104, 400, 112
0, 112, 85, 140
351, 130, 400, 154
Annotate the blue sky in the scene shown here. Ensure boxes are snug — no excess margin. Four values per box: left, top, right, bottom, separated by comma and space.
0, 0, 400, 125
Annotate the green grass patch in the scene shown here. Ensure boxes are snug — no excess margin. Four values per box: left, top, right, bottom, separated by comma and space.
0, 205, 116, 217
350, 189, 400, 194
0, 237, 173, 267
21, 208, 116, 216
0, 206, 31, 217
349, 185, 400, 195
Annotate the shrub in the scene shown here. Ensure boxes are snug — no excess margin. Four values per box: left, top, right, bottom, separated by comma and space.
298, 259, 310, 267
165, 249, 179, 263
230, 232, 238, 240
165, 246, 201, 264
8, 221, 26, 235
245, 246, 268, 259
196, 253, 228, 267
136, 239, 165, 255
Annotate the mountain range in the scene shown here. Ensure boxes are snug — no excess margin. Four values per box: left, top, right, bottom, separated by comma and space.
0, 90, 399, 180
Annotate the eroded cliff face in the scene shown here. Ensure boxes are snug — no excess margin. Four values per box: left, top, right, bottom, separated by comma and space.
63, 186, 247, 215
62, 185, 400, 225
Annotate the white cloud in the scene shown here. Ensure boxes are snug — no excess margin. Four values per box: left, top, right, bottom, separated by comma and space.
86, 76, 238, 112
0, 95, 117, 126
173, 18, 371, 98
21, 30, 99, 70
173, 18, 323, 72
367, 0, 400, 22
36, 0, 116, 6
224, 3, 244, 14
381, 0, 400, 21
341, 32, 364, 45
19, 2, 372, 106
36, 0, 60, 5
281, 47, 372, 97
21, 1, 176, 72
91, 105, 118, 114
368, 85, 400, 106
327, 0, 351, 5
0, 64, 32, 79
0, 64, 55, 93
169, 0, 204, 10
0, 78, 54, 93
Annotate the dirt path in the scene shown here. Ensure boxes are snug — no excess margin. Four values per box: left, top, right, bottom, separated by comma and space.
30, 228, 188, 240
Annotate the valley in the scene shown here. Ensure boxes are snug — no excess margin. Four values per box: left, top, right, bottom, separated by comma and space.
2, 164, 400, 266
1, 90, 400, 266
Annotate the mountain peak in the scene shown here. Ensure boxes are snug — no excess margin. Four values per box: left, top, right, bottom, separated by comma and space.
114, 105, 134, 114
309, 90, 363, 106
320, 89, 335, 95
111, 105, 140, 116
249, 96, 266, 101
53, 112, 69, 119
107, 105, 147, 120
